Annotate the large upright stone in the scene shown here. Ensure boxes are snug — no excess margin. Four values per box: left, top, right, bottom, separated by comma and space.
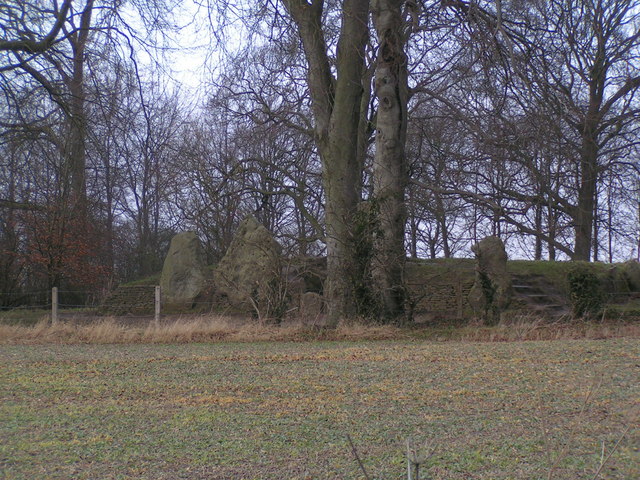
620, 260, 640, 291
214, 216, 285, 320
160, 232, 206, 307
468, 236, 512, 325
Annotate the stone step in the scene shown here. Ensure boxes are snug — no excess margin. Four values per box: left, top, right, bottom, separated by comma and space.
509, 273, 571, 318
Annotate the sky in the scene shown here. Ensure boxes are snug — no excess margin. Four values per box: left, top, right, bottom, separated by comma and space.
165, 4, 211, 95
121, 1, 214, 99
158, 1, 252, 98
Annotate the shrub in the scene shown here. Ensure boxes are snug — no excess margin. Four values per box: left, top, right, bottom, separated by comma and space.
567, 266, 604, 319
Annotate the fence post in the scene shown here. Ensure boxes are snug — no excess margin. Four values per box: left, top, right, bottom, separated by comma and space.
51, 287, 58, 325
154, 286, 161, 325
456, 278, 463, 319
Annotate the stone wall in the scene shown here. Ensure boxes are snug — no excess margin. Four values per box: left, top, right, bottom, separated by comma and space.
407, 278, 475, 319
99, 285, 155, 315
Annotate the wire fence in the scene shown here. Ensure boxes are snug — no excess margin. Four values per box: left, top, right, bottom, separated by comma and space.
0, 290, 51, 310
606, 291, 640, 302
0, 285, 638, 325
0, 287, 161, 324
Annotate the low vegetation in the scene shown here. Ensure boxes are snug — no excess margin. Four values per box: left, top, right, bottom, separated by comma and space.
1, 333, 638, 479
0, 315, 639, 344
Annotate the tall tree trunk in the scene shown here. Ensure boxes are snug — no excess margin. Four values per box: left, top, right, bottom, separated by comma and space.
548, 205, 557, 261
409, 218, 418, 258
283, 0, 370, 325
637, 179, 640, 262
573, 120, 599, 261
371, 0, 409, 321
64, 0, 94, 212
572, 23, 608, 262
407, 191, 418, 258
607, 181, 613, 263
534, 202, 543, 260
593, 187, 599, 262
435, 195, 451, 258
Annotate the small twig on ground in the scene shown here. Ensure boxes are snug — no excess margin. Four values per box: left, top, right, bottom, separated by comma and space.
347, 434, 372, 480
545, 375, 607, 480
406, 437, 437, 480
591, 423, 633, 480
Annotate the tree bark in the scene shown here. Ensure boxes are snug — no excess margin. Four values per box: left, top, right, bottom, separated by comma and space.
572, 123, 599, 261
283, 0, 370, 325
534, 202, 543, 260
63, 0, 94, 212
371, 0, 409, 321
572, 83, 602, 261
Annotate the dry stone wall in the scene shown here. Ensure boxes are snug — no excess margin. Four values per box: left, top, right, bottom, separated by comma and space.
408, 278, 475, 319
99, 285, 155, 315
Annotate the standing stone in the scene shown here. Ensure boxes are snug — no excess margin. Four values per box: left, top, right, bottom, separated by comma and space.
213, 216, 285, 321
468, 236, 512, 325
620, 260, 640, 291
160, 232, 206, 307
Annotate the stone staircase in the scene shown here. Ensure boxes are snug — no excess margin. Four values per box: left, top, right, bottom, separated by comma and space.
510, 274, 571, 319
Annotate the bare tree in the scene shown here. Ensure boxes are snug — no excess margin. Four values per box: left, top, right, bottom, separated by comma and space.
0, 0, 72, 54
406, 0, 640, 261
279, 0, 371, 324
370, 0, 411, 320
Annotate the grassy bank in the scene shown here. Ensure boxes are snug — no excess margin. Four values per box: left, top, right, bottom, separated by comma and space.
1, 339, 638, 479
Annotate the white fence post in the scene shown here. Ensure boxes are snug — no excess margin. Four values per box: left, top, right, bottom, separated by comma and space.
51, 287, 58, 325
154, 286, 161, 325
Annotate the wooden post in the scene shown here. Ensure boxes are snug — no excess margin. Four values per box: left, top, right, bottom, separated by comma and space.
154, 286, 161, 325
51, 287, 58, 325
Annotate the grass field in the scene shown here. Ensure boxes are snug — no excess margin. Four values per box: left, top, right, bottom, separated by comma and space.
1, 338, 638, 480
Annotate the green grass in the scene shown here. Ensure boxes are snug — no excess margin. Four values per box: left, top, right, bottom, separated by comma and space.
0, 308, 48, 325
407, 258, 620, 292
0, 308, 100, 327
1, 339, 638, 479
507, 260, 576, 290
121, 273, 161, 287
406, 258, 476, 282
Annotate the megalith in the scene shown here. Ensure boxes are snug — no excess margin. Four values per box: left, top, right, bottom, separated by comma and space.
213, 216, 285, 321
160, 231, 206, 307
468, 236, 512, 325
620, 260, 640, 292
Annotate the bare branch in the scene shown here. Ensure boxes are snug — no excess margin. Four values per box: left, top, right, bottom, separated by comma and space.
0, 0, 72, 53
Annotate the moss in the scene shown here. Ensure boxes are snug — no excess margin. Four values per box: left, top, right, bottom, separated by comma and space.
567, 265, 605, 319
350, 201, 381, 319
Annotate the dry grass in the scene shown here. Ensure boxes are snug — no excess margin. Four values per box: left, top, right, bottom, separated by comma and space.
0, 315, 405, 344
459, 315, 640, 343
1, 314, 638, 345
0, 314, 638, 345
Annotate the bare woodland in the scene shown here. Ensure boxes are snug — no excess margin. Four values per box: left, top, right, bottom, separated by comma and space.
1, 0, 640, 322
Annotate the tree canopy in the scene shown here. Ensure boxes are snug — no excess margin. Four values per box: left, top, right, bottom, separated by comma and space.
1, 0, 639, 320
